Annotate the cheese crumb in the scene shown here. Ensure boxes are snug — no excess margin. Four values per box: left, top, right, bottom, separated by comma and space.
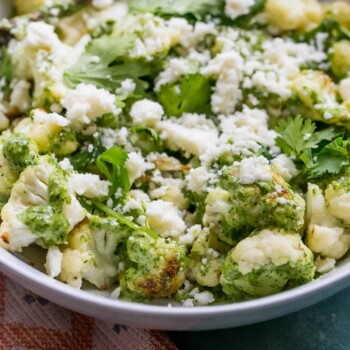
240, 156, 272, 184
225, 0, 255, 20
130, 99, 164, 127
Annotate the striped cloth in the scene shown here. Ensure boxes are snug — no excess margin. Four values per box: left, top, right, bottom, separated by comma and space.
0, 273, 177, 350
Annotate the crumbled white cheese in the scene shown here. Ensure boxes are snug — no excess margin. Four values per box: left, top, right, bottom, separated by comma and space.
130, 99, 164, 127
125, 152, 155, 183
186, 166, 212, 194
202, 51, 243, 115
179, 225, 203, 245
155, 58, 190, 90
193, 290, 215, 306
146, 200, 186, 237
59, 158, 74, 171
115, 79, 136, 96
68, 174, 110, 198
271, 154, 298, 181
240, 156, 272, 184
21, 21, 61, 50
156, 114, 218, 157
61, 84, 119, 132
128, 14, 181, 61
225, 0, 255, 20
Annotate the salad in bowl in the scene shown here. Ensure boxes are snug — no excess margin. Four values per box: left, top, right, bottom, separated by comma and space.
0, 0, 350, 308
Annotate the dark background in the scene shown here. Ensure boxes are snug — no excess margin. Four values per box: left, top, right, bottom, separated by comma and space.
168, 286, 350, 350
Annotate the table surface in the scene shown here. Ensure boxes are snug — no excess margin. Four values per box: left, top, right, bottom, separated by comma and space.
168, 286, 350, 350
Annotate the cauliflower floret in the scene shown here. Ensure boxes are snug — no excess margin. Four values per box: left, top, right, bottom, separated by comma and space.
323, 1, 350, 31
220, 229, 315, 299
8, 21, 78, 107
3, 133, 38, 173
305, 183, 350, 260
15, 109, 78, 156
150, 183, 189, 211
61, 83, 119, 133
120, 234, 185, 299
44, 246, 63, 278
265, 0, 322, 32
205, 164, 305, 246
0, 143, 18, 198
325, 178, 350, 224
15, 0, 45, 15
146, 200, 186, 238
291, 70, 350, 128
60, 217, 128, 289
60, 248, 85, 289
190, 245, 225, 288
0, 156, 85, 252
339, 77, 350, 103
9, 79, 31, 113
330, 40, 350, 79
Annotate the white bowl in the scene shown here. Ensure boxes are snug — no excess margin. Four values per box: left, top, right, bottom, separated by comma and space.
0, 0, 348, 331
1, 246, 350, 330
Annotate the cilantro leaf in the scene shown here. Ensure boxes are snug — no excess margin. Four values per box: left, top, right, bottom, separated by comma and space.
157, 74, 212, 117
276, 116, 347, 178
276, 116, 340, 156
64, 34, 151, 93
130, 126, 164, 154
130, 0, 225, 19
96, 147, 131, 197
307, 138, 349, 178
69, 137, 105, 173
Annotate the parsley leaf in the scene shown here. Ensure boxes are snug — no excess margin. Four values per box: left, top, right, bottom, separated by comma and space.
96, 147, 131, 197
157, 73, 212, 117
129, 0, 225, 19
276, 116, 347, 178
64, 34, 151, 93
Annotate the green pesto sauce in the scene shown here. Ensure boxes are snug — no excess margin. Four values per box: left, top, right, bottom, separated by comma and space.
48, 168, 71, 205
3, 133, 38, 172
19, 204, 70, 246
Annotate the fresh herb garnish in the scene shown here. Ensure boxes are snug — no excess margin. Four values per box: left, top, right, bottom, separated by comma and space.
96, 147, 131, 197
157, 73, 212, 117
276, 116, 347, 178
129, 0, 225, 20
93, 201, 158, 240
64, 34, 151, 93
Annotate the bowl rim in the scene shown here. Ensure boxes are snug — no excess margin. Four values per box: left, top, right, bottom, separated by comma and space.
1, 247, 350, 318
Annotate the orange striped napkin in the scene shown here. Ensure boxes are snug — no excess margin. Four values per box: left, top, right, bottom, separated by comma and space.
0, 273, 177, 350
